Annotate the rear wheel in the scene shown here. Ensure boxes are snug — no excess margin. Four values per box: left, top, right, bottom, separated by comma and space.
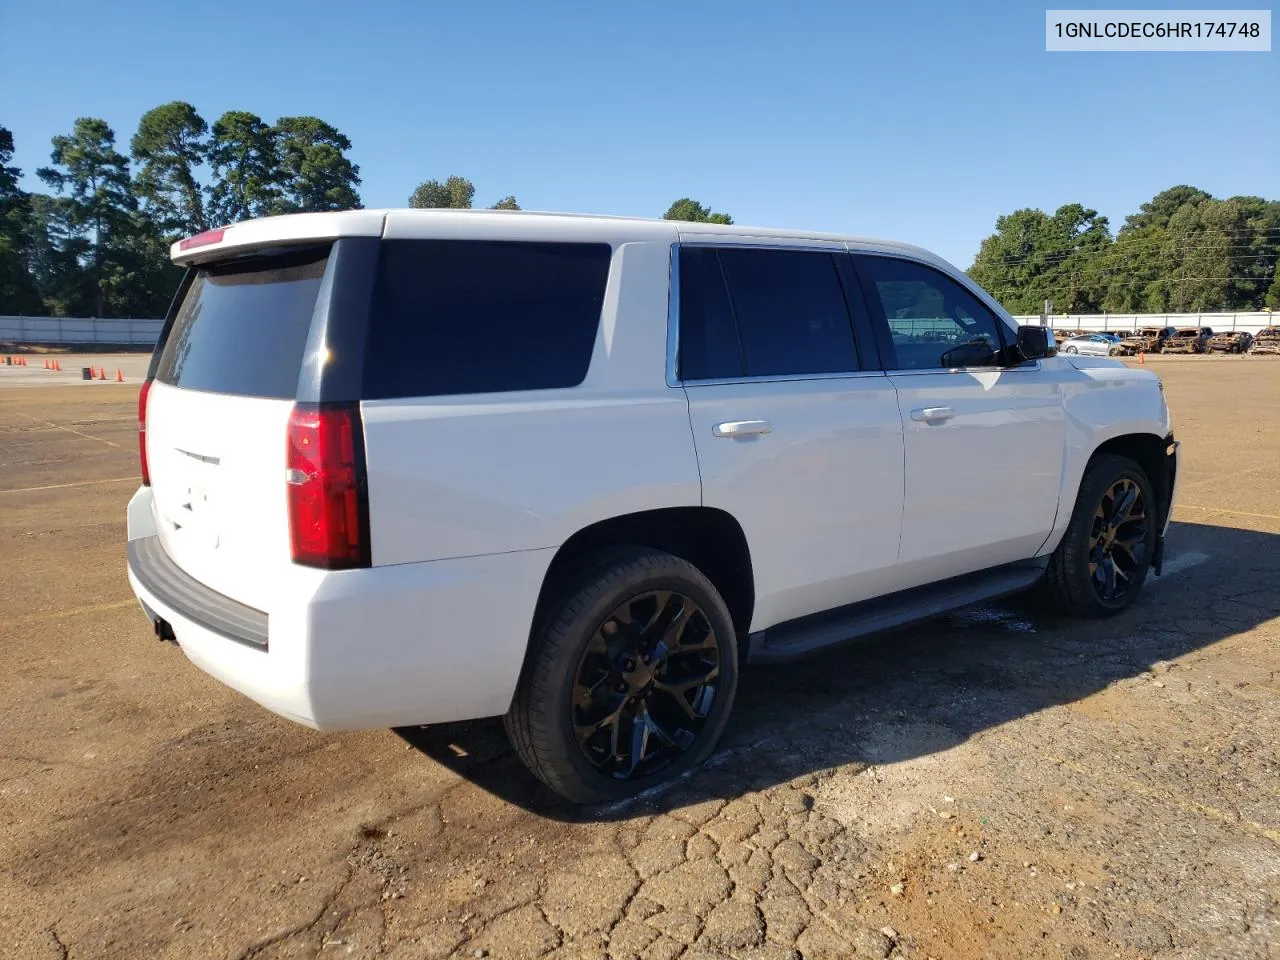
1064, 345, 1078, 354
504, 548, 739, 803
1042, 455, 1156, 618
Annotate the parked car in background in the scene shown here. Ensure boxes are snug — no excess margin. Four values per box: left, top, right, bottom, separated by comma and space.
1161, 327, 1214, 354
1207, 331, 1253, 354
124, 209, 1179, 803
1059, 332, 1124, 357
1249, 327, 1280, 355
1112, 326, 1176, 356
1053, 327, 1081, 345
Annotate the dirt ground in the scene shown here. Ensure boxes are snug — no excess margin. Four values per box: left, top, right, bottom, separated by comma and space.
1, 355, 1277, 960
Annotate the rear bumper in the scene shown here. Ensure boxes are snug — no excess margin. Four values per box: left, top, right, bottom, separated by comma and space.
127, 537, 268, 649
125, 489, 554, 731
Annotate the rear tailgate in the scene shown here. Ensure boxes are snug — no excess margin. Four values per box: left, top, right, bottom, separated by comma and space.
146, 248, 328, 612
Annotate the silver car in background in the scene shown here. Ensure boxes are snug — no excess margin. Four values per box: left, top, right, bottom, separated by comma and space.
1060, 332, 1123, 356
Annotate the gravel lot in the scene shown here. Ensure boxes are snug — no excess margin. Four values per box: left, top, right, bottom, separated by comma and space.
1, 355, 1276, 960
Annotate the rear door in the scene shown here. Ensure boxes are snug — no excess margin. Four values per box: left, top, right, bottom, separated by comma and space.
853, 253, 1065, 584
676, 242, 905, 631
146, 248, 330, 611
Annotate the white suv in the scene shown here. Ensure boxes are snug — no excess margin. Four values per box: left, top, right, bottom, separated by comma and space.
126, 210, 1179, 803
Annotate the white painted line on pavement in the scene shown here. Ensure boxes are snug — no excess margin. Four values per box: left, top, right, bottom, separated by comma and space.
23, 415, 123, 449
1158, 551, 1211, 578
1176, 504, 1280, 523
0, 476, 137, 495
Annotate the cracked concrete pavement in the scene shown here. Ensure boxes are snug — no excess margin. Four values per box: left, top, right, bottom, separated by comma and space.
1, 355, 1277, 959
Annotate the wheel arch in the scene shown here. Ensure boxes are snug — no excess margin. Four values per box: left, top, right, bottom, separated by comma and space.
1087, 432, 1176, 538
1042, 429, 1176, 555
526, 507, 755, 656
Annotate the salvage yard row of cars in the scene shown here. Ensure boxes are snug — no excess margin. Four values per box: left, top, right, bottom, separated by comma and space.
1055, 324, 1280, 356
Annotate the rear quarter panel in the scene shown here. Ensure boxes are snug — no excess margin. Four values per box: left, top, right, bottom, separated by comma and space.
360, 239, 701, 566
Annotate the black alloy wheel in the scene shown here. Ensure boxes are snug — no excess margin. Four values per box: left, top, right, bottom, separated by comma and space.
571, 590, 720, 780
1041, 454, 1157, 618
1087, 476, 1149, 604
504, 547, 739, 804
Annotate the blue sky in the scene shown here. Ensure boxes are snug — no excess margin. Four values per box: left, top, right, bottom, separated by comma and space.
3, 0, 1276, 267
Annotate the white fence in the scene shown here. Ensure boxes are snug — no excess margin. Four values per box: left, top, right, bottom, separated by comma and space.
0, 316, 164, 345
1013, 312, 1277, 335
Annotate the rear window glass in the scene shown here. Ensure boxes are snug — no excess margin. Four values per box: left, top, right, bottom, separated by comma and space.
363, 240, 612, 399
154, 249, 328, 398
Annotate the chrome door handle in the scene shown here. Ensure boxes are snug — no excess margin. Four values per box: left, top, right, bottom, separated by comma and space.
713, 420, 772, 438
910, 406, 955, 423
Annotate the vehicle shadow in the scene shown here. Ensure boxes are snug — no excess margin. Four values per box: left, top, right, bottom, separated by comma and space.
395, 519, 1279, 823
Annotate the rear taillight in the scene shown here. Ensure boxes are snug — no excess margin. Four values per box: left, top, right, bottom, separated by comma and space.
286, 404, 370, 569
138, 379, 153, 486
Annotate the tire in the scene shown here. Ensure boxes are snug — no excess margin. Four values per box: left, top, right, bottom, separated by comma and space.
1042, 454, 1157, 618
1064, 345, 1078, 354
504, 547, 739, 804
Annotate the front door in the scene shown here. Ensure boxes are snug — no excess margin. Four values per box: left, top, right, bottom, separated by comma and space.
853, 253, 1065, 585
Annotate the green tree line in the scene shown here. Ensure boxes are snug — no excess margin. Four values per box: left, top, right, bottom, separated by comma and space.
0, 104, 362, 318
0, 95, 737, 320
968, 186, 1280, 314
10, 112, 1279, 323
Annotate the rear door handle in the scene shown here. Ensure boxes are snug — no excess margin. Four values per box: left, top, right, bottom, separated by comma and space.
713, 419, 772, 438
910, 406, 955, 423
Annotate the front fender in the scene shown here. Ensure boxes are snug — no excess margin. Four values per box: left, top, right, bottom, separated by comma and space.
1037, 360, 1171, 557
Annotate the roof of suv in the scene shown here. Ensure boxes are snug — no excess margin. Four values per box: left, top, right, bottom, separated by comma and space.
170, 208, 948, 269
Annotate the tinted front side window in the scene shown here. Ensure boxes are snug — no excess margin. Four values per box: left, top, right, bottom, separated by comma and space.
858, 256, 1006, 370
364, 240, 612, 399
716, 248, 859, 377
155, 249, 329, 399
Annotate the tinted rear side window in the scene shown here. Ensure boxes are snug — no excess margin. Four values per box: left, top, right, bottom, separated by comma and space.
154, 249, 328, 399
678, 247, 744, 380
716, 248, 859, 377
364, 240, 612, 399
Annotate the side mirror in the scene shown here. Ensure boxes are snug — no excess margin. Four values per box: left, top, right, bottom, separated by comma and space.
1015, 325, 1056, 361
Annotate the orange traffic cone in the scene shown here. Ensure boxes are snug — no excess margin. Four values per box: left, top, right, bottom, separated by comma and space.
97, 367, 106, 381
1138, 351, 1145, 365
54, 359, 61, 371
115, 368, 124, 382
43, 358, 49, 369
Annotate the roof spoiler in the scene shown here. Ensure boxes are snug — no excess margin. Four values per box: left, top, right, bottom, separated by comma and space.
171, 212, 388, 266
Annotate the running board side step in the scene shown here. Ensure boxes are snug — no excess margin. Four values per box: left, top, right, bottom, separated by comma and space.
747, 559, 1048, 663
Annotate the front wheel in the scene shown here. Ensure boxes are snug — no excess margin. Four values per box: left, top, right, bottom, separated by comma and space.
504, 548, 739, 803
1064, 345, 1078, 354
1042, 454, 1157, 618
